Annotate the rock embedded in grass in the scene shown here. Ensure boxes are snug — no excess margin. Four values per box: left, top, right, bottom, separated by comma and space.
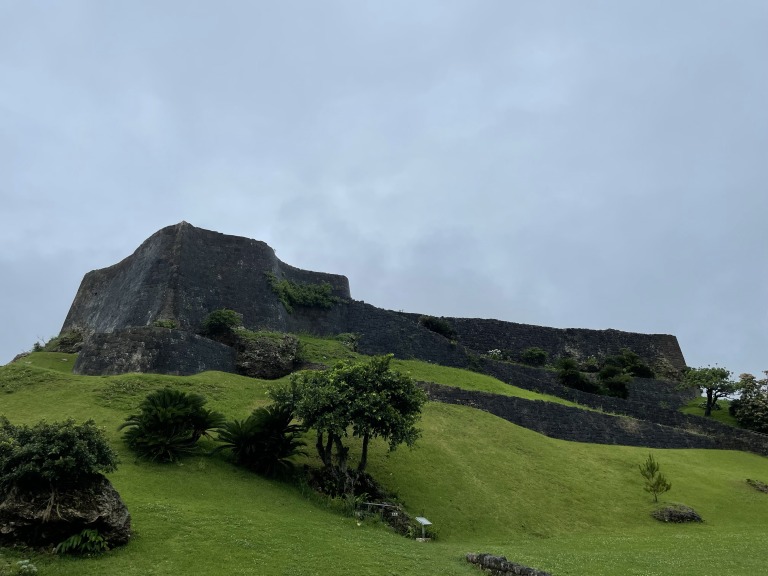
466, 553, 552, 576
651, 504, 703, 523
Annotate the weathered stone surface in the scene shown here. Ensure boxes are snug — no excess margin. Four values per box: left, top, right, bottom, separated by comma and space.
651, 504, 703, 523
0, 475, 131, 548
73, 327, 237, 376
466, 553, 552, 576
422, 382, 768, 456
236, 334, 300, 379
60, 222, 688, 378
61, 221, 350, 336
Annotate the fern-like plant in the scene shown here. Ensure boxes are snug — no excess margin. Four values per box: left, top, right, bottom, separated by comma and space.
119, 388, 225, 462
54, 528, 109, 555
213, 405, 305, 477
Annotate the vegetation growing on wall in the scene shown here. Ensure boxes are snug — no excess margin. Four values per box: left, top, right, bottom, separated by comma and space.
201, 309, 243, 339
39, 330, 84, 354
520, 346, 548, 366
418, 315, 457, 340
265, 272, 343, 314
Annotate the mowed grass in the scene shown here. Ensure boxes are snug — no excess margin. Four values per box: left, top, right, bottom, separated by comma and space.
1, 349, 768, 575
681, 397, 739, 427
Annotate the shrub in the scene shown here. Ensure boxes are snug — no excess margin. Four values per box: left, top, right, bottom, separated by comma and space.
0, 558, 38, 575
265, 272, 342, 314
730, 372, 768, 433
520, 347, 548, 366
334, 333, 359, 352
152, 318, 178, 329
213, 405, 305, 477
613, 348, 654, 378
555, 358, 601, 394
55, 528, 109, 555
418, 316, 456, 340
202, 309, 243, 338
598, 364, 631, 398
119, 388, 225, 462
42, 329, 84, 353
0, 418, 118, 493
581, 356, 600, 373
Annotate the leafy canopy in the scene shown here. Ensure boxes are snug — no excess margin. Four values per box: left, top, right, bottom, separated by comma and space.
274, 354, 427, 474
682, 366, 736, 417
730, 372, 768, 433
0, 418, 118, 492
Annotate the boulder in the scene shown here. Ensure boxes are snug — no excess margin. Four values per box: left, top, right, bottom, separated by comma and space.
236, 334, 300, 379
0, 475, 131, 549
651, 504, 703, 523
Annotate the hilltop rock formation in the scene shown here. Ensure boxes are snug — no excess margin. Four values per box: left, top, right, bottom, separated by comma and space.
60, 222, 686, 378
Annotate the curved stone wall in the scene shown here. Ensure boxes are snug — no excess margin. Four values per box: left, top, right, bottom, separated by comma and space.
73, 327, 237, 376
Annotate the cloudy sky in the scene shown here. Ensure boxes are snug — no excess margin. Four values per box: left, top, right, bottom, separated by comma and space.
1, 1, 766, 377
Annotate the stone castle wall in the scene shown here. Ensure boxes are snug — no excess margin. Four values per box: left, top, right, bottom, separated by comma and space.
423, 382, 768, 456
63, 223, 685, 385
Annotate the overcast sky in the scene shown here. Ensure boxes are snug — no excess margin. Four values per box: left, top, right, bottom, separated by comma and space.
1, 1, 766, 377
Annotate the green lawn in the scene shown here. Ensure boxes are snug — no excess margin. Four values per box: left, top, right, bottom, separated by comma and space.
2, 347, 768, 575
681, 397, 739, 427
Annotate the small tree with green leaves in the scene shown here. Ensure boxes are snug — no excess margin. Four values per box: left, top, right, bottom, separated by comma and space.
274, 355, 426, 487
681, 366, 736, 417
639, 453, 671, 502
730, 372, 768, 433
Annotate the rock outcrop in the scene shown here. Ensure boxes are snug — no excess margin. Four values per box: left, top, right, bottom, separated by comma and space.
60, 222, 687, 378
0, 475, 131, 548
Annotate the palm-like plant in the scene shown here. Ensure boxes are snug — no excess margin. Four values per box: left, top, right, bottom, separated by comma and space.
119, 388, 225, 462
213, 405, 305, 477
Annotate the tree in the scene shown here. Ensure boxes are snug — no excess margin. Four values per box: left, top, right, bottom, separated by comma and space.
730, 372, 768, 433
275, 355, 427, 476
119, 388, 225, 462
639, 453, 671, 503
681, 366, 736, 417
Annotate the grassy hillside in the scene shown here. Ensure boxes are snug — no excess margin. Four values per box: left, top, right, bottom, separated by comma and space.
2, 346, 768, 575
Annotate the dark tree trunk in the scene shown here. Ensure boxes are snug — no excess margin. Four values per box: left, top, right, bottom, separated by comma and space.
705, 389, 714, 417
358, 433, 370, 472
333, 435, 349, 474
316, 431, 331, 467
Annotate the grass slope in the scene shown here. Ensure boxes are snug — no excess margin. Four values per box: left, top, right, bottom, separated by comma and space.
1, 348, 768, 575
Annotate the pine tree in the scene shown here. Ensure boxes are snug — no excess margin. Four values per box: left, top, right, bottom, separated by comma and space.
639, 454, 672, 502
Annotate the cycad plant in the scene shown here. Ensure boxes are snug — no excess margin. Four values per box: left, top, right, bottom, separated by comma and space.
119, 388, 225, 462
214, 404, 305, 477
